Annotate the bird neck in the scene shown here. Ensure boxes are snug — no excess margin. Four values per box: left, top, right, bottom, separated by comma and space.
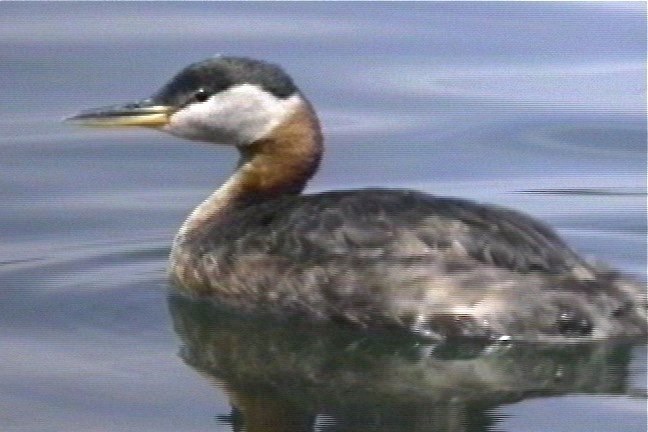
176, 99, 322, 241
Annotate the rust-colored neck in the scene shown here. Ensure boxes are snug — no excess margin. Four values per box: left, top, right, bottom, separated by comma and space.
236, 100, 322, 202
175, 99, 322, 242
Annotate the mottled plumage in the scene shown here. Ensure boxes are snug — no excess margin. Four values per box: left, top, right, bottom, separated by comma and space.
170, 189, 646, 339
203, 189, 581, 273
69, 56, 647, 340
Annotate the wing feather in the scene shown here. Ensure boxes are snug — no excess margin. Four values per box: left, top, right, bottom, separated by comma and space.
207, 189, 585, 275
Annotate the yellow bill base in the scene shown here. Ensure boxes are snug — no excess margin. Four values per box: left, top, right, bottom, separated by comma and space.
69, 113, 169, 127
66, 105, 174, 127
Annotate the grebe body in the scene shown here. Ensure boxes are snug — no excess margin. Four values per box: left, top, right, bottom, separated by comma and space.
69, 57, 647, 340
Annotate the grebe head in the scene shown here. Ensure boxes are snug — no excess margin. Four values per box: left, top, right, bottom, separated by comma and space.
67, 56, 306, 146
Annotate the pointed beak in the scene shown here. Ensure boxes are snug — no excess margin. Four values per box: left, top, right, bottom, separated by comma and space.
65, 99, 174, 127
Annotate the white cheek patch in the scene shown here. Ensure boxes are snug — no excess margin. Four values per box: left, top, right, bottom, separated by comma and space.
165, 84, 302, 146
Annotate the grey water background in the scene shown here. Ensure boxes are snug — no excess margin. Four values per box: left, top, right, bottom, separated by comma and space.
0, 2, 646, 431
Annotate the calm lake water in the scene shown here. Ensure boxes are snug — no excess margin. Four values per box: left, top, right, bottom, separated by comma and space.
1, 2, 646, 431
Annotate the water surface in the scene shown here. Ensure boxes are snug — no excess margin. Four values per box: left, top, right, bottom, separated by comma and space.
0, 3, 645, 431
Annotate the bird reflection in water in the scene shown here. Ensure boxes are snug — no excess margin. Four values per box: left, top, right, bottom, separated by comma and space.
168, 293, 644, 432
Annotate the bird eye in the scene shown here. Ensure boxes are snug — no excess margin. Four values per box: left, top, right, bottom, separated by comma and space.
194, 88, 211, 102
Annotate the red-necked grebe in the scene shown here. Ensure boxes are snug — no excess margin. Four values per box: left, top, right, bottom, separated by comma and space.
68, 56, 647, 340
